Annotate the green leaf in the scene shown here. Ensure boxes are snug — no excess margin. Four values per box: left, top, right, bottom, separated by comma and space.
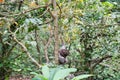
32, 75, 48, 80
0, 63, 3, 68
53, 68, 77, 80
49, 67, 61, 80
72, 74, 93, 80
30, 72, 38, 75
42, 65, 50, 79
31, 72, 48, 80
102, 1, 113, 9
32, 77, 41, 80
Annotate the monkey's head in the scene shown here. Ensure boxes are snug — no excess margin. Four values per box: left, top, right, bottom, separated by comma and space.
58, 45, 70, 64
59, 49, 69, 57
58, 45, 69, 58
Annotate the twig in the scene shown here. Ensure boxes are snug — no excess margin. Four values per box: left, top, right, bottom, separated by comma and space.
35, 30, 40, 53
60, 34, 65, 45
91, 55, 112, 69
56, 2, 62, 18
15, 4, 51, 16
38, 19, 53, 26
5, 43, 17, 57
39, 7, 48, 17
0, 7, 14, 14
99, 63, 118, 72
48, 8, 55, 19
0, 3, 51, 17
35, 30, 41, 64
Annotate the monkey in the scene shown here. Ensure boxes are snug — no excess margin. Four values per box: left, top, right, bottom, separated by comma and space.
59, 54, 67, 64
58, 45, 69, 64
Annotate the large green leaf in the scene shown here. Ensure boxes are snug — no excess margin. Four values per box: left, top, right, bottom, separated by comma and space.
31, 72, 48, 80
53, 68, 77, 80
49, 67, 61, 80
72, 74, 93, 80
42, 65, 50, 79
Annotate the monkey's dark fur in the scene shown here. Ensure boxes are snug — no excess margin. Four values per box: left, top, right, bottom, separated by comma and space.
58, 45, 69, 64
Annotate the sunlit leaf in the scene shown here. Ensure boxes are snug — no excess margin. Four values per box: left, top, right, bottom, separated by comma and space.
72, 74, 93, 80
42, 65, 49, 79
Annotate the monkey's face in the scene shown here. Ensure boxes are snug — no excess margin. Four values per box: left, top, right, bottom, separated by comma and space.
59, 49, 69, 58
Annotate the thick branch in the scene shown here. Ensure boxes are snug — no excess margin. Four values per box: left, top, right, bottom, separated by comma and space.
53, 0, 59, 64
12, 35, 41, 68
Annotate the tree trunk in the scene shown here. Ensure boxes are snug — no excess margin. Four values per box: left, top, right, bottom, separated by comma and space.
52, 0, 59, 64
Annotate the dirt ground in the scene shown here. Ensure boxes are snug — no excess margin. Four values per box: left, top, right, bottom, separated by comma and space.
9, 75, 31, 80
9, 78, 31, 80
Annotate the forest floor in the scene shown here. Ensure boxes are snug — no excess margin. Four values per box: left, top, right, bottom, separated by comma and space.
9, 77, 31, 80
9, 75, 31, 80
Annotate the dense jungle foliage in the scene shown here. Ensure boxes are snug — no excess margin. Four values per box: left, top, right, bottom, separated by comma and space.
0, 0, 120, 80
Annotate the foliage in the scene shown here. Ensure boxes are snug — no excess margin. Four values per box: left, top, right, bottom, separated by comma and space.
31, 65, 92, 80
72, 74, 93, 80
0, 0, 120, 80
31, 65, 76, 80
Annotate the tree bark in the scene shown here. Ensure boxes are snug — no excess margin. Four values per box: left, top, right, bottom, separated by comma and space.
52, 0, 59, 64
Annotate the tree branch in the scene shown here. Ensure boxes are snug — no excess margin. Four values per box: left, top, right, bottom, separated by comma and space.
35, 30, 41, 64
12, 35, 41, 68
53, 0, 59, 64
38, 19, 53, 26
91, 55, 112, 69
44, 24, 53, 63
0, 3, 51, 17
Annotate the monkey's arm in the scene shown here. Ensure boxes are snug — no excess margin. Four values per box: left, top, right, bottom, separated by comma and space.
58, 54, 65, 64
